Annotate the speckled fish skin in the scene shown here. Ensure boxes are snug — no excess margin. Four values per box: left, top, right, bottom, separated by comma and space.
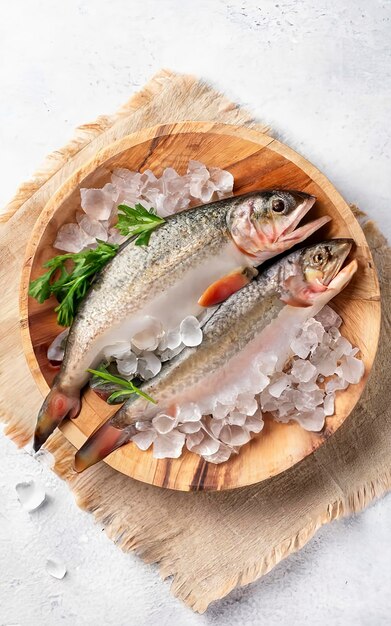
73, 239, 356, 472
33, 189, 327, 451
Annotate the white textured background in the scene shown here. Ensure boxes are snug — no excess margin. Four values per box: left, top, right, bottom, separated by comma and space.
0, 1, 390, 624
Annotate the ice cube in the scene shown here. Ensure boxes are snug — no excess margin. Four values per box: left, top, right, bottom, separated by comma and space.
188, 432, 220, 456
165, 328, 182, 350
227, 410, 247, 426
186, 430, 205, 451
219, 425, 251, 446
16, 480, 46, 512
137, 352, 162, 379
268, 373, 291, 398
332, 336, 353, 359
298, 379, 320, 392
291, 359, 317, 383
337, 355, 365, 384
312, 350, 339, 377
294, 389, 324, 412
111, 169, 142, 195
103, 342, 131, 360
176, 402, 202, 423
77, 213, 108, 242
180, 316, 203, 347
203, 443, 233, 464
139, 169, 158, 192
207, 417, 225, 438
46, 558, 67, 580
153, 430, 186, 459
132, 317, 164, 351
159, 343, 186, 362
212, 401, 234, 419
245, 411, 264, 434
152, 413, 176, 435
54, 223, 91, 253
315, 305, 342, 330
47, 328, 69, 362
178, 421, 202, 434
235, 393, 258, 416
325, 375, 349, 394
257, 352, 278, 376
116, 353, 138, 377
323, 393, 335, 416
131, 428, 156, 451
294, 407, 325, 432
209, 167, 234, 195
80, 183, 117, 221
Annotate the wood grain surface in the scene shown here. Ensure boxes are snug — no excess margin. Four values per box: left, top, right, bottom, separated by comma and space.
20, 121, 381, 491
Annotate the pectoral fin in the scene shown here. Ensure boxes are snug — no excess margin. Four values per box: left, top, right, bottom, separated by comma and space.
198, 266, 258, 307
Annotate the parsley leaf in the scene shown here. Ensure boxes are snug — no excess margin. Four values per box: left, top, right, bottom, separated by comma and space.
28, 241, 119, 326
115, 203, 165, 244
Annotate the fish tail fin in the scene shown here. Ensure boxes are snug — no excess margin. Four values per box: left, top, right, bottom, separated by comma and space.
33, 386, 80, 452
74, 421, 135, 473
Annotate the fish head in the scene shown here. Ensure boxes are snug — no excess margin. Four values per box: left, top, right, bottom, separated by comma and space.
228, 190, 330, 260
281, 239, 354, 307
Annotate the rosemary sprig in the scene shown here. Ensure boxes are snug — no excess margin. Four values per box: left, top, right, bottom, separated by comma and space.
87, 366, 156, 405
115, 203, 165, 245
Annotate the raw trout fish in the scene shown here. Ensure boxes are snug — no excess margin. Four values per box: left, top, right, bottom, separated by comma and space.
74, 239, 356, 472
34, 190, 329, 451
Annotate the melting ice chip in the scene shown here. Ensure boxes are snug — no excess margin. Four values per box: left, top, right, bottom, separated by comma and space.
117, 352, 138, 377
315, 305, 342, 330
268, 373, 291, 399
152, 430, 186, 459
54, 223, 91, 253
152, 413, 176, 435
103, 342, 131, 360
80, 183, 117, 221
180, 316, 203, 347
137, 352, 162, 379
15, 480, 46, 512
291, 359, 317, 383
336, 355, 365, 384
46, 558, 67, 580
176, 403, 202, 423
131, 317, 163, 351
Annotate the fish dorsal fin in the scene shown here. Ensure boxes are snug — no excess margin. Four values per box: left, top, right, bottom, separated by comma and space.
198, 266, 258, 307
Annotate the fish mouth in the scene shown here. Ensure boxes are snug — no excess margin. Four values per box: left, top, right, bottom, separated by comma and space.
327, 258, 358, 291
278, 193, 331, 245
322, 239, 353, 285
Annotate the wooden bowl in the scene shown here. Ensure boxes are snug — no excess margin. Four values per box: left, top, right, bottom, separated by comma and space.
20, 121, 381, 491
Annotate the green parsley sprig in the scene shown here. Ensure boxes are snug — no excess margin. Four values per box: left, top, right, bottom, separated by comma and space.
28, 241, 119, 327
115, 203, 165, 245
87, 365, 156, 405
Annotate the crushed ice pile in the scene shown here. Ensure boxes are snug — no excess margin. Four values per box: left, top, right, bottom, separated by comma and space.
53, 161, 234, 253
130, 305, 364, 463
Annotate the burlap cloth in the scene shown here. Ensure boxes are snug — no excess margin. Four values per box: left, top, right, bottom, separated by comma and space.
0, 70, 390, 613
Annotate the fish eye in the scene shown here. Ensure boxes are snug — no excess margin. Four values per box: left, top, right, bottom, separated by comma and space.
271, 198, 285, 213
313, 251, 326, 265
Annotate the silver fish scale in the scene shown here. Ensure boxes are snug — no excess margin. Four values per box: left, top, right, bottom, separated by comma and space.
111, 254, 294, 429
